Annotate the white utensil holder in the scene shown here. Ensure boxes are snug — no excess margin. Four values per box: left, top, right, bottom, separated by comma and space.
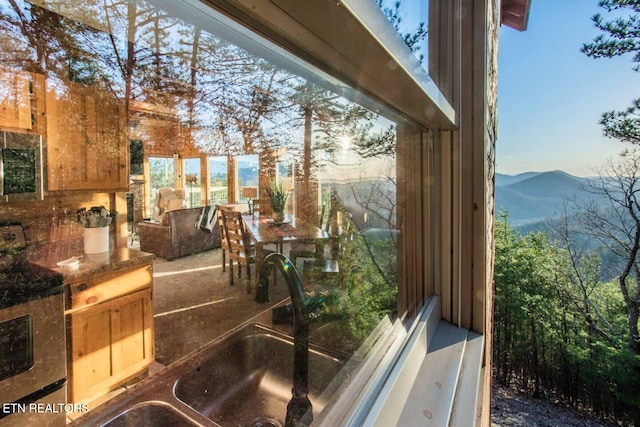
84, 226, 109, 254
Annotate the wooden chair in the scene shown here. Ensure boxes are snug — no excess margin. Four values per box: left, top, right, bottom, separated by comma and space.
251, 199, 265, 216
217, 204, 236, 272
221, 209, 273, 290
250, 199, 282, 252
289, 203, 326, 267
299, 205, 352, 288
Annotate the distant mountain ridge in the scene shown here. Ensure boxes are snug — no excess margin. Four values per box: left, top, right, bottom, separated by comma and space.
495, 170, 594, 227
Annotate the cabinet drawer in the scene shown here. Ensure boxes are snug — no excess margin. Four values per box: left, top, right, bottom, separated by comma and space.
68, 265, 152, 311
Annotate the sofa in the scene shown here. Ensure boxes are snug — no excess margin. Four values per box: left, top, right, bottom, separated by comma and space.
138, 206, 221, 260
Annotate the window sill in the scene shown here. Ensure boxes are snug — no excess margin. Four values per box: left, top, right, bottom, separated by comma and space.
318, 296, 485, 426
393, 320, 485, 426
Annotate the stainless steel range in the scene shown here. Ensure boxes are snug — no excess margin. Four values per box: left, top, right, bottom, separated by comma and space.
0, 222, 67, 427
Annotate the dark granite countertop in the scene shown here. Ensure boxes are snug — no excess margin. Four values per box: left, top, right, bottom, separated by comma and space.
0, 260, 64, 309
28, 246, 154, 283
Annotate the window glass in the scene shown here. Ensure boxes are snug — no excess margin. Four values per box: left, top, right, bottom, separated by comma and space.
148, 157, 175, 217
208, 156, 228, 205
0, 0, 401, 417
183, 158, 201, 207
377, 0, 429, 67
236, 154, 259, 203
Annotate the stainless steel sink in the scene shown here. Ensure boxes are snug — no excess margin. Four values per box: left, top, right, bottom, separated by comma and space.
174, 324, 345, 427
72, 323, 349, 427
100, 401, 200, 426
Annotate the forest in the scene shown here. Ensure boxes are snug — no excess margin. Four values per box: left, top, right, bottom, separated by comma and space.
493, 207, 639, 425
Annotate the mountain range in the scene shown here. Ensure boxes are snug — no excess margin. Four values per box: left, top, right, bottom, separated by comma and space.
495, 170, 597, 229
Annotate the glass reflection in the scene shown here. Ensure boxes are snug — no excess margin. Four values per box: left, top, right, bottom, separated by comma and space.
376, 0, 429, 66
0, 0, 400, 413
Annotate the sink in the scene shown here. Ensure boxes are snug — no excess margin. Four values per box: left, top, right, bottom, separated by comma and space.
100, 401, 200, 427
174, 324, 345, 427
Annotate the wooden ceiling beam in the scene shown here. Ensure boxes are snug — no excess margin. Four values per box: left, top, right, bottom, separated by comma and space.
501, 0, 531, 32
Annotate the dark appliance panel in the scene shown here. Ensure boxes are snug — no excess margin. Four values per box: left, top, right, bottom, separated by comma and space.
0, 314, 33, 381
0, 292, 66, 405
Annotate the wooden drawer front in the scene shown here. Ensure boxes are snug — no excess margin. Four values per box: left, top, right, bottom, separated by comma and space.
69, 288, 154, 404
69, 266, 152, 311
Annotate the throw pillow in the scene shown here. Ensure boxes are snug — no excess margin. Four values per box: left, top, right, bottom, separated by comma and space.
196, 205, 217, 233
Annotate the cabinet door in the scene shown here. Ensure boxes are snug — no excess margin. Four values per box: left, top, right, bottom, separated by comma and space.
69, 288, 154, 405
111, 290, 154, 373
0, 69, 32, 130
45, 81, 127, 191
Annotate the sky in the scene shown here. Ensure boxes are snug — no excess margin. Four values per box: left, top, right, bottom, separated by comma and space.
497, 0, 639, 177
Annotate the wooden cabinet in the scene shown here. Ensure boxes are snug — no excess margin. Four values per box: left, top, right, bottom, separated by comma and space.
0, 68, 32, 130
45, 81, 128, 191
66, 265, 154, 405
0, 72, 128, 191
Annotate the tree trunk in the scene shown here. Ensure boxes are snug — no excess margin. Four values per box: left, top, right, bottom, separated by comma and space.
297, 106, 316, 222
531, 318, 541, 398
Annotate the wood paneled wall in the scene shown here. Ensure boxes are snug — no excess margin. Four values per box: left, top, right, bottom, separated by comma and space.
426, 1, 500, 425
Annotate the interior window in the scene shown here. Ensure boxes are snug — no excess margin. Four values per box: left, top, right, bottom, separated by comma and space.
183, 158, 201, 208
148, 156, 176, 217
236, 154, 259, 203
208, 156, 228, 205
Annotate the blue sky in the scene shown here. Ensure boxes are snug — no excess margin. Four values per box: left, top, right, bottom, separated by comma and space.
497, 0, 639, 177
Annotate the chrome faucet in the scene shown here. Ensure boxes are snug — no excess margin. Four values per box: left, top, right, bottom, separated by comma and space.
255, 253, 312, 427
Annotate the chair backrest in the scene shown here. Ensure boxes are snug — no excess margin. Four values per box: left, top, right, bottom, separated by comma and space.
217, 205, 236, 250
221, 209, 252, 264
252, 199, 265, 216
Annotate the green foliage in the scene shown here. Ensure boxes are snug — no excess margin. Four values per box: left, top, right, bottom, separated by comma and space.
582, 0, 640, 144
265, 181, 289, 213
494, 212, 639, 423
341, 233, 397, 345
375, 0, 428, 64
494, 214, 563, 392
315, 216, 397, 352
149, 158, 174, 189
599, 100, 640, 144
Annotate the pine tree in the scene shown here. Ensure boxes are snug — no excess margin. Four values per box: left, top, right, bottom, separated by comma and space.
582, 0, 640, 144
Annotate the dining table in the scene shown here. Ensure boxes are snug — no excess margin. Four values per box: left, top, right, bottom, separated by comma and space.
241, 213, 329, 280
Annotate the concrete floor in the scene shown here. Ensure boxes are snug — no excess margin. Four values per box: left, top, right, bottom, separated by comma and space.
146, 247, 292, 366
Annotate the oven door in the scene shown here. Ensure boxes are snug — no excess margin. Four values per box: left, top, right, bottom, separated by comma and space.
0, 292, 66, 403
